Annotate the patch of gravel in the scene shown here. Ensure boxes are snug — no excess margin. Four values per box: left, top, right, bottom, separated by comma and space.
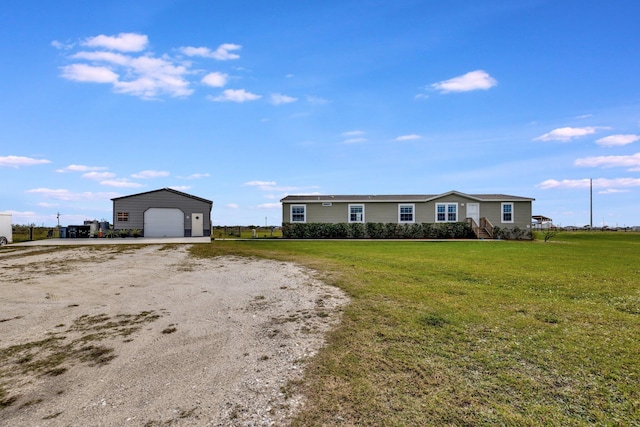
0, 245, 349, 426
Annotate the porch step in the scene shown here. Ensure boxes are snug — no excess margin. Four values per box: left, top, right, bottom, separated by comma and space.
476, 229, 493, 239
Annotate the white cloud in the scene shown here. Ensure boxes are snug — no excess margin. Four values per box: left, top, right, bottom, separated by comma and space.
342, 130, 367, 143
226, 203, 239, 209
72, 50, 129, 65
82, 33, 148, 52
245, 181, 277, 189
595, 134, 640, 147
58, 35, 244, 99
131, 170, 170, 179
270, 93, 298, 105
0, 155, 51, 168
168, 185, 190, 191
395, 134, 421, 141
575, 152, 640, 171
343, 138, 367, 144
536, 177, 640, 190
51, 40, 73, 50
60, 64, 119, 83
82, 171, 116, 180
100, 179, 144, 188
56, 164, 107, 173
179, 43, 241, 60
414, 93, 429, 100
202, 72, 228, 87
61, 53, 192, 98
306, 95, 330, 105
598, 188, 629, 194
210, 89, 261, 102
431, 70, 497, 93
26, 188, 121, 201
342, 130, 365, 137
533, 126, 599, 142
114, 56, 192, 98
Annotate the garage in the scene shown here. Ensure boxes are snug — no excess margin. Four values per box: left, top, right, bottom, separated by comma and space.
144, 208, 184, 237
112, 188, 213, 238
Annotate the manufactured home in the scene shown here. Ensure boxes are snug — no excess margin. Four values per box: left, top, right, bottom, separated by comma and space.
281, 191, 534, 238
112, 188, 212, 238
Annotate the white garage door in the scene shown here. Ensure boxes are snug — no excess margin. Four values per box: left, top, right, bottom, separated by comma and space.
144, 208, 184, 237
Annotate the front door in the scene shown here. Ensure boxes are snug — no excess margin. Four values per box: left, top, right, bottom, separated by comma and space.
191, 213, 204, 237
466, 203, 479, 226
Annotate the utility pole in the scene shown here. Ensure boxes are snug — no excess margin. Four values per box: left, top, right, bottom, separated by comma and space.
590, 178, 593, 230
56, 212, 60, 227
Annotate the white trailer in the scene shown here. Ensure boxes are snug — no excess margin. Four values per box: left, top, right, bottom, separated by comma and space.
0, 212, 12, 245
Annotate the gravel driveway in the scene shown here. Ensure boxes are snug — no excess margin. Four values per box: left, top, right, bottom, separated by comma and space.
0, 244, 348, 426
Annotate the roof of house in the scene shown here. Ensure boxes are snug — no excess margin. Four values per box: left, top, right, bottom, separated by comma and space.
111, 188, 213, 205
280, 190, 534, 203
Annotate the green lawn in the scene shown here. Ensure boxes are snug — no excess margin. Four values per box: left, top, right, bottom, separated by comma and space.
190, 232, 640, 426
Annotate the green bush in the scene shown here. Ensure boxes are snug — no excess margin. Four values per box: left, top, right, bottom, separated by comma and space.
384, 223, 400, 238
366, 222, 385, 239
282, 222, 473, 239
348, 223, 366, 239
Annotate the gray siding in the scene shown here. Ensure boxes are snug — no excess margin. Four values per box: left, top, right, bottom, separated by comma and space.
283, 197, 533, 230
113, 189, 212, 236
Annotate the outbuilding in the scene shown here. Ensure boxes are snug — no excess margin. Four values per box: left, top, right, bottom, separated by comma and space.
112, 188, 212, 238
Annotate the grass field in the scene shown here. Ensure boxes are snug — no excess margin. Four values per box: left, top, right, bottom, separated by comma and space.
191, 232, 640, 426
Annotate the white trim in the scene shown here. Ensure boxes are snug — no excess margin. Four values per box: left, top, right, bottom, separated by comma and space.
290, 204, 306, 223
398, 204, 415, 223
348, 204, 365, 223
501, 202, 514, 223
435, 202, 458, 222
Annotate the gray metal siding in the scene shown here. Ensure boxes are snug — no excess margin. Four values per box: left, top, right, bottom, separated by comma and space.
113, 190, 212, 236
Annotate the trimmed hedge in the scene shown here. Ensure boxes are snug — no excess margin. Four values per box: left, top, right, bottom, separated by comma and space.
282, 222, 475, 239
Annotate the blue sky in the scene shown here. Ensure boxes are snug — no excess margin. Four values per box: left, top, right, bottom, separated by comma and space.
2, 0, 640, 227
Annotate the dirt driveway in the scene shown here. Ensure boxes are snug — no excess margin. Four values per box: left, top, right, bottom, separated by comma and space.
0, 244, 348, 426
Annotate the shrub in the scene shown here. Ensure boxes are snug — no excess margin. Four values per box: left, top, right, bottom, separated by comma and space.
384, 223, 400, 239
348, 223, 366, 239
366, 222, 385, 239
282, 222, 473, 239
333, 223, 350, 239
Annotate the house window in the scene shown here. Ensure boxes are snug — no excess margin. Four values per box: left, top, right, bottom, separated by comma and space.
117, 212, 129, 222
436, 203, 458, 222
502, 203, 514, 223
291, 205, 306, 223
398, 204, 415, 223
349, 204, 364, 223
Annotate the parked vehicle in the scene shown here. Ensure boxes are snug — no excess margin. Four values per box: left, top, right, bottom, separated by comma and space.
0, 212, 12, 245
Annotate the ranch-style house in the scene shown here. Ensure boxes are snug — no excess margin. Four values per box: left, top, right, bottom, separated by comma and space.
281, 190, 534, 238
